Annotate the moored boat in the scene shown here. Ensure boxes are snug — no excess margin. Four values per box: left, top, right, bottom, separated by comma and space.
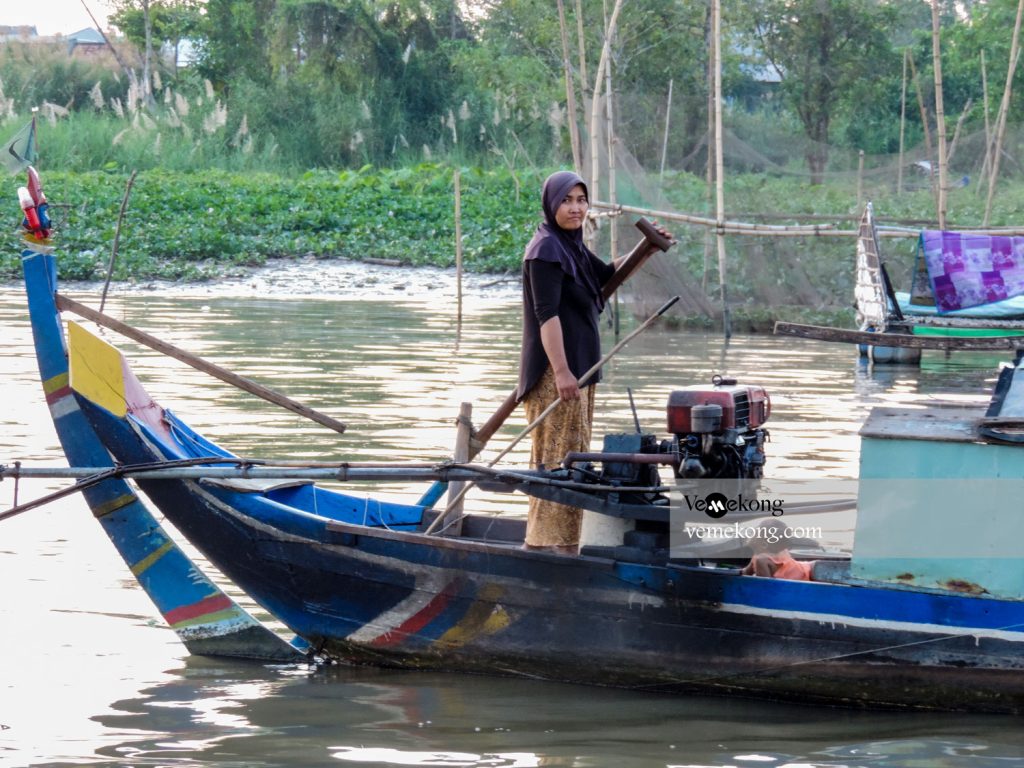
16, 244, 1024, 714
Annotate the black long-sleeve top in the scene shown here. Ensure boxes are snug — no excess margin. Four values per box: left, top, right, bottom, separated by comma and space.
516, 255, 616, 400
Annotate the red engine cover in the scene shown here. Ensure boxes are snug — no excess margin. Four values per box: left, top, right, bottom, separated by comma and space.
667, 384, 770, 433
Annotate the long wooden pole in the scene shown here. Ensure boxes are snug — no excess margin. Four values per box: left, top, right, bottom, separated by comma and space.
55, 293, 348, 434
605, 14, 620, 336
659, 78, 673, 183
979, 50, 992, 192
985, 0, 1024, 226
589, 0, 624, 201
424, 296, 680, 535
931, 1, 948, 229
556, 0, 583, 174
907, 50, 937, 210
898, 50, 907, 195
711, 0, 730, 338
575, 0, 589, 96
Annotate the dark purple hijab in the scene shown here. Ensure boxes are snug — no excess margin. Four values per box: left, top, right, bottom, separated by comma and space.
523, 171, 604, 311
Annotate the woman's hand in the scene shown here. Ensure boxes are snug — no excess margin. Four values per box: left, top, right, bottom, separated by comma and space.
650, 219, 674, 245
553, 367, 581, 401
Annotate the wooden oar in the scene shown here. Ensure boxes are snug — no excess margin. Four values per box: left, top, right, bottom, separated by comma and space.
416, 218, 674, 510
425, 295, 680, 535
55, 293, 348, 434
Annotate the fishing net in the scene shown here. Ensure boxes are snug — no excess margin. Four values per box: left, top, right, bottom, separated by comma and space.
580, 92, 1024, 326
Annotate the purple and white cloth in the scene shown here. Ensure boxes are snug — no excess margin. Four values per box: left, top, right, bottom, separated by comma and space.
919, 230, 1024, 313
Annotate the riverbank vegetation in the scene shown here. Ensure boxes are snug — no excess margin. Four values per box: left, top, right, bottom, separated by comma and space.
5, 0, 1024, 327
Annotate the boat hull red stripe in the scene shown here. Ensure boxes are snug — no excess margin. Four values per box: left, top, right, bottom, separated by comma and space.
371, 588, 455, 647
45, 384, 72, 404
164, 593, 234, 626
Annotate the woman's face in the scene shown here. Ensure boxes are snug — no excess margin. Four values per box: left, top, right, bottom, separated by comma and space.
554, 184, 588, 231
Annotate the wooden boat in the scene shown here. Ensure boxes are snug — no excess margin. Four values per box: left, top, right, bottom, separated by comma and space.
850, 205, 1024, 362
16, 244, 1024, 713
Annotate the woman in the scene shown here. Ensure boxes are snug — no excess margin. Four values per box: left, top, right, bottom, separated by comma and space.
515, 170, 617, 554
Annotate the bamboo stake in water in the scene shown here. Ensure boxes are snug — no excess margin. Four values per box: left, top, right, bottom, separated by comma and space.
100, 169, 138, 314
424, 296, 680, 536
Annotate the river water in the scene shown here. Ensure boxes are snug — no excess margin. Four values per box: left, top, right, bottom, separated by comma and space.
1, 258, 1023, 766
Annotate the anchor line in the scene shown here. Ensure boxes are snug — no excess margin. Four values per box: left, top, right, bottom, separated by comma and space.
628, 621, 1024, 692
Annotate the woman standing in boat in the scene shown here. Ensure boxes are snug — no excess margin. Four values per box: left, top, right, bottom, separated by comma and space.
516, 170, 621, 554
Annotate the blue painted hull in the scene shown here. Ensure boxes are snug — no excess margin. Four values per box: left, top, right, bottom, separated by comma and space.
73, 378, 1024, 713
24, 250, 1024, 712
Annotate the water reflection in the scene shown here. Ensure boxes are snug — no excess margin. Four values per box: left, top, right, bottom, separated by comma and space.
76, 659, 1024, 767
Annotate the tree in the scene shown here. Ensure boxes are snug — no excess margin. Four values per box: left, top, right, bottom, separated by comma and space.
110, 0, 204, 80
752, 0, 897, 183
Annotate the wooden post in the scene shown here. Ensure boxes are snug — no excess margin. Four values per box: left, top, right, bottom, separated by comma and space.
659, 78, 673, 183
931, 0, 948, 229
440, 402, 473, 536
711, 0, 730, 338
454, 168, 463, 326
898, 50, 907, 195
985, 0, 1024, 226
556, 0, 583, 175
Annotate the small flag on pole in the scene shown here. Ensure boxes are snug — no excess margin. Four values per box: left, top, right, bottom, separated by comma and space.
2, 119, 38, 175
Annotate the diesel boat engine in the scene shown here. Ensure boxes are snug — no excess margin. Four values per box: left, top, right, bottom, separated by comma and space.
563, 375, 770, 490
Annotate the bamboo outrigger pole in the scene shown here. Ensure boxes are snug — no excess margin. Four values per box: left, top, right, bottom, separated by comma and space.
55, 293, 348, 434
